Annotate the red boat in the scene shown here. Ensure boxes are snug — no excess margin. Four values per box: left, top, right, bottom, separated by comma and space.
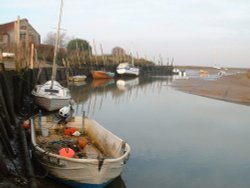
91, 70, 115, 79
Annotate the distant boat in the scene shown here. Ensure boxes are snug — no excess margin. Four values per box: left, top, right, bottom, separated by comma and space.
116, 62, 139, 77
31, 0, 71, 111
91, 70, 115, 79
172, 68, 180, 75
68, 75, 87, 82
213, 64, 221, 70
31, 112, 130, 188
91, 43, 115, 80
218, 70, 226, 77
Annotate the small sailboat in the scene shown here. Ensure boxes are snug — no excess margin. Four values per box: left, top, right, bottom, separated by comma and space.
30, 111, 130, 188
32, 0, 71, 111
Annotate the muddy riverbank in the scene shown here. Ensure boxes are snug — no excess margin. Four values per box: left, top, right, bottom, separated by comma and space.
172, 71, 250, 106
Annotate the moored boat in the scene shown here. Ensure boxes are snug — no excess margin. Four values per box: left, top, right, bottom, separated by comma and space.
31, 81, 71, 111
116, 62, 139, 77
69, 75, 87, 82
91, 70, 115, 79
30, 112, 130, 188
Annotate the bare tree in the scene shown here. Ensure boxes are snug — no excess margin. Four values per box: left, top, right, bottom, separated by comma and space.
43, 31, 70, 49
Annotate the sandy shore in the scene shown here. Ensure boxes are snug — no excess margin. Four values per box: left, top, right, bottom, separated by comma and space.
172, 72, 250, 106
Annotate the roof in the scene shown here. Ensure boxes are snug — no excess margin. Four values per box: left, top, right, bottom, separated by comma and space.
0, 18, 37, 34
0, 21, 14, 33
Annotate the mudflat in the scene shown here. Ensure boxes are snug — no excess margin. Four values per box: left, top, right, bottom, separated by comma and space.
172, 72, 250, 106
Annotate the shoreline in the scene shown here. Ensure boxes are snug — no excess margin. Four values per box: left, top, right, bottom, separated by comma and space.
172, 72, 250, 106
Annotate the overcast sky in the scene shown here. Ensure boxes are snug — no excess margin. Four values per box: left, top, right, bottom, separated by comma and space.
1, 0, 250, 68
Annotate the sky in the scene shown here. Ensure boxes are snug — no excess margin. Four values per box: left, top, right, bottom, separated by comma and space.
0, 0, 250, 68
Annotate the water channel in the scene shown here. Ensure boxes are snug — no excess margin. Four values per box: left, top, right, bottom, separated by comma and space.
49, 75, 250, 188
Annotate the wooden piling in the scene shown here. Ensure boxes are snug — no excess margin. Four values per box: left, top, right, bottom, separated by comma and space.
18, 119, 38, 188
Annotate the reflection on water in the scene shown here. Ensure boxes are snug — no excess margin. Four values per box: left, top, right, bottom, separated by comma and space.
107, 176, 126, 188
67, 76, 250, 188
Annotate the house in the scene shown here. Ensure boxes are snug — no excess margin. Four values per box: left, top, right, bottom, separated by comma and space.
0, 16, 40, 48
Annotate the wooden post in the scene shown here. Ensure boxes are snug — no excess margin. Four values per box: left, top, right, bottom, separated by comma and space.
15, 16, 20, 46
81, 111, 85, 133
30, 43, 34, 69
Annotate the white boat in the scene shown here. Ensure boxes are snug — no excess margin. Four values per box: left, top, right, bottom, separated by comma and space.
69, 75, 87, 82
32, 0, 71, 111
116, 62, 139, 77
172, 68, 180, 75
218, 70, 226, 77
31, 112, 130, 188
31, 81, 71, 111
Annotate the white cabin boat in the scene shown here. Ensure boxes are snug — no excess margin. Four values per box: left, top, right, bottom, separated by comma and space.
116, 62, 139, 77
31, 81, 71, 111
31, 113, 130, 188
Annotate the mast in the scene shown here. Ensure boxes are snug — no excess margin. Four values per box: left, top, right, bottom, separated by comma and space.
131, 48, 134, 66
51, 0, 63, 88
100, 43, 106, 67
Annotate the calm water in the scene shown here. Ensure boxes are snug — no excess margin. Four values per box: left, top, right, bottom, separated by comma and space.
60, 76, 250, 188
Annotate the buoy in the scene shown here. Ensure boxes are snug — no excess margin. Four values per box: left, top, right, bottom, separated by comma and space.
77, 138, 88, 149
23, 119, 30, 129
59, 148, 75, 158
64, 127, 77, 136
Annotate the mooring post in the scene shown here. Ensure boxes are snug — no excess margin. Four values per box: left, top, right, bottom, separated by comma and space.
18, 119, 38, 188
81, 111, 85, 133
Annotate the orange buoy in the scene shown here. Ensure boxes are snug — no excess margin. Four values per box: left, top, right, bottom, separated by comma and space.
23, 119, 30, 129
77, 138, 88, 149
59, 148, 75, 158
64, 127, 77, 136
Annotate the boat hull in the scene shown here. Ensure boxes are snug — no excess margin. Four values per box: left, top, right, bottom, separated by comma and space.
69, 75, 87, 82
33, 96, 70, 111
91, 71, 115, 79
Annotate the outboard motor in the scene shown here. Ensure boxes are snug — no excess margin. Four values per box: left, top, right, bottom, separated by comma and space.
58, 105, 73, 123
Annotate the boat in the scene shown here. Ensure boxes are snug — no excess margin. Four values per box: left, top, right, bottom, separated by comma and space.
31, 0, 71, 111
69, 75, 87, 82
116, 62, 139, 77
172, 68, 180, 75
218, 70, 226, 77
30, 111, 130, 188
91, 70, 115, 79
91, 42, 115, 80
31, 81, 71, 111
